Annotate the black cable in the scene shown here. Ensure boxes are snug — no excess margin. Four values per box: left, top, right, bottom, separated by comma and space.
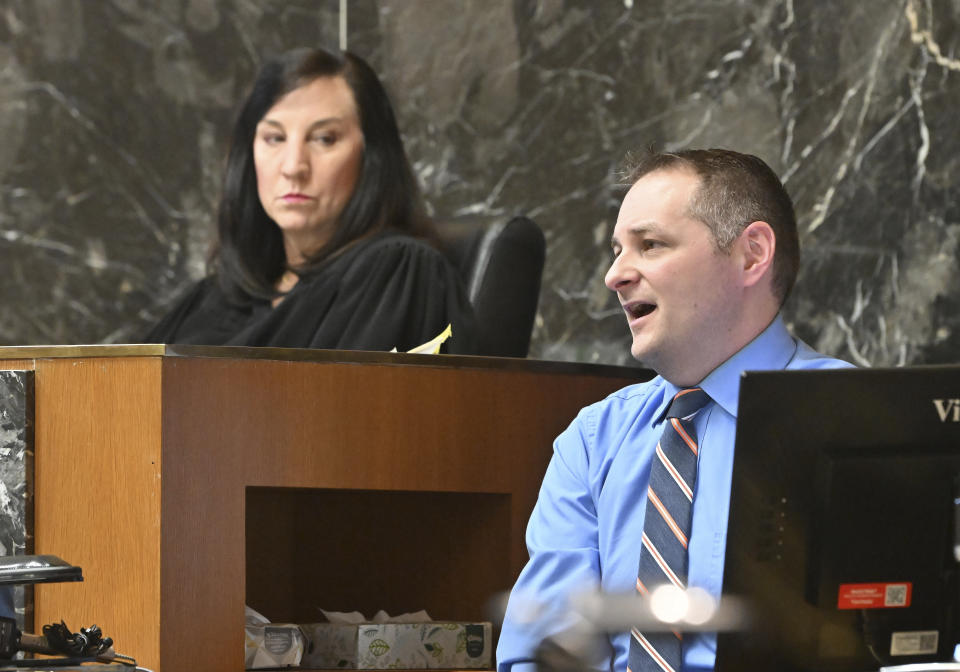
41, 621, 113, 657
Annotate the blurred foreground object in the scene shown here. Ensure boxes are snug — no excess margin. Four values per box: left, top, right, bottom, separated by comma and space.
491, 588, 749, 672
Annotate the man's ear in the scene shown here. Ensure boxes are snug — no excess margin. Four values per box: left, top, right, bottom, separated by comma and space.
738, 220, 776, 288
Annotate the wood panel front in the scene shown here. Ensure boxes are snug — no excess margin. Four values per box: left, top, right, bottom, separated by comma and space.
32, 357, 164, 667
16, 352, 644, 671
0, 359, 36, 371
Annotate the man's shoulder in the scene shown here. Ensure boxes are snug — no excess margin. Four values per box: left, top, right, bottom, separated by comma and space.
555, 376, 668, 461
787, 339, 856, 371
577, 375, 668, 420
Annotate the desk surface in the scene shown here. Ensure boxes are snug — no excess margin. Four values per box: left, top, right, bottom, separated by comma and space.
0, 343, 646, 378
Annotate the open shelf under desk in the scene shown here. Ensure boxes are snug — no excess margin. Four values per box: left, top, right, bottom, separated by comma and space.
246, 486, 511, 625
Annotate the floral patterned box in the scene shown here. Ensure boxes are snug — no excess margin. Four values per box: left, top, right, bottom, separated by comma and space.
244, 622, 306, 669
300, 621, 492, 669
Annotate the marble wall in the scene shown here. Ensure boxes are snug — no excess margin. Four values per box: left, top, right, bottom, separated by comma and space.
1, 0, 959, 367
0, 369, 33, 627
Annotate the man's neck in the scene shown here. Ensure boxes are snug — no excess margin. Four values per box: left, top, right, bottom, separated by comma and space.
656, 311, 781, 387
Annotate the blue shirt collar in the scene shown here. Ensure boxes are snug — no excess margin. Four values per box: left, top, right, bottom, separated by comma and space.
657, 313, 797, 420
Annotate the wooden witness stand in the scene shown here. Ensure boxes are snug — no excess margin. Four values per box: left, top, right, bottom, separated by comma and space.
0, 345, 645, 671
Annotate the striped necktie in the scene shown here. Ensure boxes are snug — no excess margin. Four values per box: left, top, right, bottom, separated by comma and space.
628, 387, 711, 672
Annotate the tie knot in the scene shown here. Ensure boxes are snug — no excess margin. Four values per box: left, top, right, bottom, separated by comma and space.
666, 387, 711, 419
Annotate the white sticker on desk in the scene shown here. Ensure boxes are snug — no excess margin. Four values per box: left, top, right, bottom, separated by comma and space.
890, 630, 938, 656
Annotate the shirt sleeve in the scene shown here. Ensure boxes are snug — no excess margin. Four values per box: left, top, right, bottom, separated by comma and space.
496, 408, 613, 672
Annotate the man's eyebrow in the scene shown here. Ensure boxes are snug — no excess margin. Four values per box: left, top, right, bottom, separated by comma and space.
610, 222, 661, 247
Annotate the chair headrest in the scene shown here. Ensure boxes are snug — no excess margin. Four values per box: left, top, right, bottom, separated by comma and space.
436, 216, 544, 302
434, 215, 545, 357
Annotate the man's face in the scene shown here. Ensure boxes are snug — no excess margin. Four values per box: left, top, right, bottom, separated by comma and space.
605, 168, 746, 385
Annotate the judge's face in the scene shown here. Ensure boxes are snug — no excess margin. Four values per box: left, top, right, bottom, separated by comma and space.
253, 75, 364, 257
604, 168, 745, 385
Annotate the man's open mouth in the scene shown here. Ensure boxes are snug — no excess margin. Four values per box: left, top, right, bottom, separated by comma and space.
626, 303, 656, 319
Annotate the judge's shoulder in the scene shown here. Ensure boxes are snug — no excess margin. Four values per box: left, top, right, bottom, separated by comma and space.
323, 228, 456, 274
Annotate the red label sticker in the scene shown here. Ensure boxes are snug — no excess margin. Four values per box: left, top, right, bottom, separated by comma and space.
837, 582, 912, 609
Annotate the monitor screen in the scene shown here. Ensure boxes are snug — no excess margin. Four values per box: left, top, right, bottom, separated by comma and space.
716, 366, 960, 671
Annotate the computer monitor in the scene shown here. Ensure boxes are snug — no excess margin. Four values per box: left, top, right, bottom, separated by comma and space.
716, 366, 960, 671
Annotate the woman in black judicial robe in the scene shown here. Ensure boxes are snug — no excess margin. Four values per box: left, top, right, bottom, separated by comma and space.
146, 48, 477, 354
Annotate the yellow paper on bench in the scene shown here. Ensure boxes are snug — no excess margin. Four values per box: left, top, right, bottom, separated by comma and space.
390, 324, 453, 355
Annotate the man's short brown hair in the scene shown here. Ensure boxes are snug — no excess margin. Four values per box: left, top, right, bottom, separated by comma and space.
621, 148, 800, 305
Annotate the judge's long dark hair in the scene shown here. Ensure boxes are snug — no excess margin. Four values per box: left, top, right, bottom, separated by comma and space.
212, 47, 432, 304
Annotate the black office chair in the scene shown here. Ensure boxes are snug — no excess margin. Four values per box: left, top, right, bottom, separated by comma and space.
436, 215, 545, 358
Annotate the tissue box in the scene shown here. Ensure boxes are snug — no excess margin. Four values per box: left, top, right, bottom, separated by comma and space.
245, 622, 306, 669
301, 621, 492, 669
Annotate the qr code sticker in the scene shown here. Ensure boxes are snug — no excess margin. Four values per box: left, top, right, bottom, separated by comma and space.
890, 630, 938, 656
885, 584, 908, 607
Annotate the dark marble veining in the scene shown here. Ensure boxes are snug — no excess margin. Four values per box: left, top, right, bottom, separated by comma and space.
0, 0, 340, 344
1, 0, 959, 367
0, 369, 34, 627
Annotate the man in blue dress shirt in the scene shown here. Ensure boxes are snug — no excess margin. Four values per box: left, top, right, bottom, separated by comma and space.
496, 149, 852, 672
